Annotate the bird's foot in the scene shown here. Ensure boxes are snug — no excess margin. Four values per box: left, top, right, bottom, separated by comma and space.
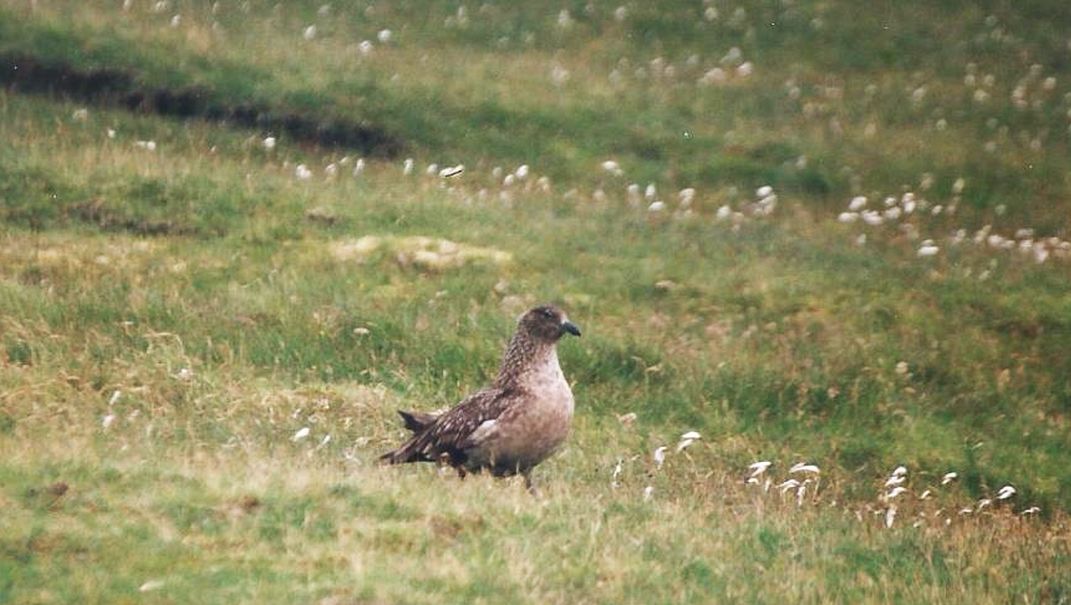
523, 473, 542, 498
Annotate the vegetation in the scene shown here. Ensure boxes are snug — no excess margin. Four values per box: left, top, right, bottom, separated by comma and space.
1, 0, 1070, 602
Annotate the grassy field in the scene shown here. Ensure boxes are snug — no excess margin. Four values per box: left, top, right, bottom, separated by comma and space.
2, 0, 1071, 602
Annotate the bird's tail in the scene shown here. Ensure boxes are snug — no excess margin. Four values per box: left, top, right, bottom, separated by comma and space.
397, 409, 438, 432
379, 410, 436, 464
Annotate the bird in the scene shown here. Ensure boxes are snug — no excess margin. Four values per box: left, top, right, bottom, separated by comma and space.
381, 304, 581, 493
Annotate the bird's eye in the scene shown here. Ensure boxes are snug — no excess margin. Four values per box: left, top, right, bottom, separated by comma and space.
541, 308, 554, 318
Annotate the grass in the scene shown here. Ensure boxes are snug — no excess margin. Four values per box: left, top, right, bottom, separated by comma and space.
2, 0, 1071, 602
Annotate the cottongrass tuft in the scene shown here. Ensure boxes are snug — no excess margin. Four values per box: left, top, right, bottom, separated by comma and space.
653, 446, 667, 468
777, 479, 800, 493
439, 165, 464, 178
601, 160, 623, 176
676, 436, 699, 452
789, 462, 820, 475
885, 487, 908, 500
748, 460, 772, 478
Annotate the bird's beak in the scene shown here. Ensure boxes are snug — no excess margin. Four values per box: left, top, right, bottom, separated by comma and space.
561, 320, 581, 337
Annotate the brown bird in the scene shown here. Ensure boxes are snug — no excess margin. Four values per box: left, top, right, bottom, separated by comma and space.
381, 305, 581, 492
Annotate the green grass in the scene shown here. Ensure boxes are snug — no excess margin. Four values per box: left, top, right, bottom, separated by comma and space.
2, 0, 1071, 602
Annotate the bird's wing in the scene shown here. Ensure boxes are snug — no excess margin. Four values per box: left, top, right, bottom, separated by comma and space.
421, 386, 518, 453
381, 386, 517, 465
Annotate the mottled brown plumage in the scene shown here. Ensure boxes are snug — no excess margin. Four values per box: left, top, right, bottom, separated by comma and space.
381, 305, 581, 491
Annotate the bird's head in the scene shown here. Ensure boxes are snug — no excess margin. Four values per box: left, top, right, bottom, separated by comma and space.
519, 305, 581, 343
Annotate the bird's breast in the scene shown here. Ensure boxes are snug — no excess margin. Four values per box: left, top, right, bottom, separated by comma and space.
521, 351, 574, 419
476, 351, 573, 469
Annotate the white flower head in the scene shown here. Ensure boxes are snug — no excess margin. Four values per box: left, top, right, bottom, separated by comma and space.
885, 487, 908, 500
917, 243, 939, 257
884, 475, 905, 488
676, 431, 699, 452
611, 459, 623, 488
848, 196, 868, 211
777, 479, 800, 493
292, 427, 311, 442
601, 160, 623, 176
789, 462, 820, 475
861, 210, 883, 226
653, 446, 667, 467
678, 188, 696, 207
748, 460, 772, 478
439, 165, 464, 178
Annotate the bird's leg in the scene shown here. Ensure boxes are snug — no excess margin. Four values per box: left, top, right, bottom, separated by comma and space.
523, 471, 541, 497
437, 452, 467, 480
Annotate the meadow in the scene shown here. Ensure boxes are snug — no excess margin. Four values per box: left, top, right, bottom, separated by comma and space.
1, 0, 1070, 602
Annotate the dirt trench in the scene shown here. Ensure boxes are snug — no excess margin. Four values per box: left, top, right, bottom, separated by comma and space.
1, 54, 403, 156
